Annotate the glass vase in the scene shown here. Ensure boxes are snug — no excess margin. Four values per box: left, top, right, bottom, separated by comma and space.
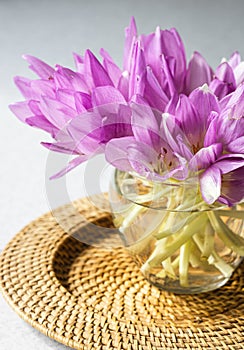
109, 169, 244, 294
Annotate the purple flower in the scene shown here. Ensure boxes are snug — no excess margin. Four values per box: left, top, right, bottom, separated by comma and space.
185, 52, 213, 95
200, 155, 244, 205
9, 18, 244, 206
204, 84, 244, 153
209, 52, 244, 99
105, 103, 192, 181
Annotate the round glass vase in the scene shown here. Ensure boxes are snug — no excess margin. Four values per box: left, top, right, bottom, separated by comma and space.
109, 169, 244, 294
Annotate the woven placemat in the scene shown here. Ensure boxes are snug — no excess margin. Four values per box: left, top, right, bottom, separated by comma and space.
0, 196, 243, 350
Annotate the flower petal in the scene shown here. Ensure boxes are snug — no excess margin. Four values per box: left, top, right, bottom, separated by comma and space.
84, 50, 113, 87
234, 61, 244, 85
190, 84, 220, 119
185, 52, 213, 94
228, 136, 244, 154
100, 48, 122, 87
130, 102, 163, 155
26, 116, 58, 136
123, 17, 137, 71
9, 101, 32, 122
92, 86, 126, 112
228, 51, 241, 69
189, 143, 223, 171
41, 141, 80, 155
220, 167, 244, 205
214, 154, 244, 174
67, 111, 102, 154
39, 96, 76, 129
200, 166, 221, 204
105, 136, 136, 172
50, 154, 91, 179
144, 66, 169, 110
128, 41, 146, 98
23, 55, 54, 79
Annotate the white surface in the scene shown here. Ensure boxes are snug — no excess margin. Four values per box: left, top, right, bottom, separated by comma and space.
1, 0, 244, 348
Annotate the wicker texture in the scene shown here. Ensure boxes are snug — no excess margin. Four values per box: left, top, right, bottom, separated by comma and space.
0, 196, 243, 350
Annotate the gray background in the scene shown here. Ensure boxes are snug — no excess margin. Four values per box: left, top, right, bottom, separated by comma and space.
0, 0, 244, 348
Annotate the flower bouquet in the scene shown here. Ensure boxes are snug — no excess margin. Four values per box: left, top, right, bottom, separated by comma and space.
10, 18, 244, 293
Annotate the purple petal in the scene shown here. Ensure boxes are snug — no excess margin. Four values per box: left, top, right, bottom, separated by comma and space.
174, 94, 199, 145
26, 115, 58, 136
92, 86, 126, 111
140, 27, 162, 79
67, 111, 103, 154
160, 112, 191, 159
131, 94, 149, 105
131, 102, 161, 149
84, 50, 113, 87
105, 136, 135, 172
219, 92, 233, 109
200, 166, 221, 204
224, 84, 244, 120
165, 93, 179, 114
41, 141, 80, 155
210, 61, 236, 98
128, 41, 146, 99
30, 80, 55, 99
9, 101, 32, 122
189, 85, 220, 144
56, 89, 76, 110
127, 142, 159, 175
185, 52, 213, 94
39, 96, 76, 129
161, 28, 187, 92
101, 104, 133, 142
143, 66, 168, 111
23, 55, 54, 79
50, 154, 90, 179
204, 111, 220, 147
14, 76, 32, 99
224, 83, 244, 109
141, 27, 186, 92
123, 17, 137, 71
189, 143, 223, 171
54, 65, 88, 91
215, 62, 235, 85
74, 92, 92, 112
100, 48, 122, 87
214, 154, 244, 174
234, 61, 244, 85
159, 55, 176, 98
117, 72, 129, 101
209, 79, 229, 100
73, 52, 84, 72
228, 136, 244, 153
228, 51, 241, 69
220, 166, 244, 205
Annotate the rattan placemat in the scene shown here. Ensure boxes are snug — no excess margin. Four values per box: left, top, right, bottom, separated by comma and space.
0, 196, 243, 349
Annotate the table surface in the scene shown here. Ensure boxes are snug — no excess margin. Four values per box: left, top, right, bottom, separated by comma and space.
1, 0, 244, 348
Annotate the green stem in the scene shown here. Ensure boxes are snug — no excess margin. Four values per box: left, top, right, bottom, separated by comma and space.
179, 240, 191, 287
193, 233, 234, 278
216, 209, 244, 220
162, 257, 177, 279
208, 211, 244, 256
154, 212, 198, 239
202, 221, 215, 260
141, 213, 208, 272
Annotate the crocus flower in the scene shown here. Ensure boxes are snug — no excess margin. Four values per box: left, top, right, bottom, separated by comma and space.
200, 155, 244, 205
9, 18, 244, 206
105, 103, 192, 181
209, 52, 244, 100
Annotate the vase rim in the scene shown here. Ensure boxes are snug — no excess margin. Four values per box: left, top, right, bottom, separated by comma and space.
113, 168, 239, 212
